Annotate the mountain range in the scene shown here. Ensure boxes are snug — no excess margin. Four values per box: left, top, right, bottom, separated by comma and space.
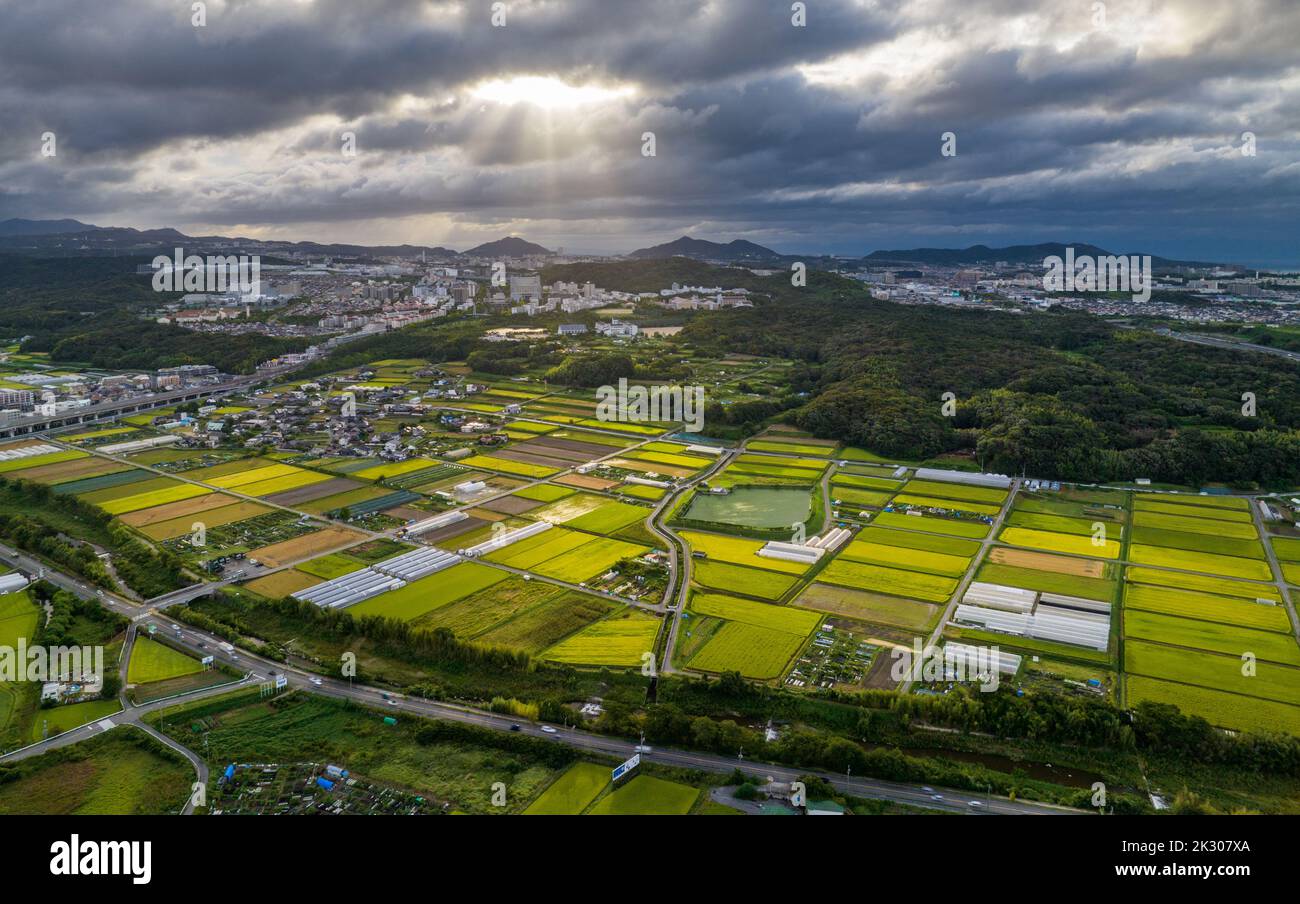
0, 219, 1227, 269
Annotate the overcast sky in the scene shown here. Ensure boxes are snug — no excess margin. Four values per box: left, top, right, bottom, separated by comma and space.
1, 0, 1297, 264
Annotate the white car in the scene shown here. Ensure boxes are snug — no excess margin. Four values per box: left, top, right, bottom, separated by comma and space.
310, 677, 323, 686
540, 725, 558, 734
930, 794, 944, 801
968, 800, 984, 808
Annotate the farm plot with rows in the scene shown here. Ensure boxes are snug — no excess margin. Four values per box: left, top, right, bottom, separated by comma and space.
541, 609, 660, 666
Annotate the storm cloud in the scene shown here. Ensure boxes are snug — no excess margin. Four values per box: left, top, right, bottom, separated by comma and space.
1, 0, 1296, 264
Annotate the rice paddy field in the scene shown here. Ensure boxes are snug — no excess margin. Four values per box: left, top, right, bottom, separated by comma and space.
585, 774, 700, 815
1123, 582, 1289, 630
458, 455, 560, 478
95, 482, 212, 515
998, 526, 1121, 559
1125, 676, 1300, 736
691, 559, 798, 600
871, 511, 989, 539
792, 583, 938, 631
678, 530, 810, 575
1124, 640, 1300, 706
530, 536, 649, 582
347, 562, 509, 621
837, 539, 971, 576
818, 558, 957, 602
523, 762, 611, 815
686, 621, 809, 679
541, 609, 660, 666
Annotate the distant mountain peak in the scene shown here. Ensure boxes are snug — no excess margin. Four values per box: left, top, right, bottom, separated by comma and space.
463, 236, 553, 257
0, 217, 102, 237
629, 235, 782, 261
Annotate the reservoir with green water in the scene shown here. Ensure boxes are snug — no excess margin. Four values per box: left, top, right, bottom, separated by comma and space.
684, 486, 812, 529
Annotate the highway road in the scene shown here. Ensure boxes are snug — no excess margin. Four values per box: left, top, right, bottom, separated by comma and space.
0, 550, 1082, 815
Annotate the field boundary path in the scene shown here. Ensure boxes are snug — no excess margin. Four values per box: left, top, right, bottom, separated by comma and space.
901, 478, 1021, 693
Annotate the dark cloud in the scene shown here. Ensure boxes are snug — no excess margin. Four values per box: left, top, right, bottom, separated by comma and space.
0, 0, 1296, 264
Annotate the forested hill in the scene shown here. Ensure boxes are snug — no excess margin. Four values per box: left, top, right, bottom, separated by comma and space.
668, 266, 1300, 487
0, 255, 305, 373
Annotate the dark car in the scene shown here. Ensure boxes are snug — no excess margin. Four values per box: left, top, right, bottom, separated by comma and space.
509, 723, 521, 731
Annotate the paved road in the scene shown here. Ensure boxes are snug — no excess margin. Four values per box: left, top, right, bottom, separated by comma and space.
902, 478, 1020, 693
1250, 499, 1299, 642
649, 448, 737, 673
0, 552, 1081, 815
1163, 330, 1300, 364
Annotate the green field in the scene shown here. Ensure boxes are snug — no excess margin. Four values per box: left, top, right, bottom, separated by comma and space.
460, 455, 560, 478
348, 562, 508, 621
206, 463, 299, 488
566, 500, 649, 535
687, 621, 807, 679
838, 539, 970, 576
542, 610, 660, 666
1000, 526, 1120, 559
977, 562, 1114, 601
523, 762, 611, 815
239, 471, 332, 497
127, 637, 203, 684
679, 531, 809, 574
856, 526, 981, 558
1124, 566, 1280, 601
1131, 510, 1258, 540
893, 493, 1001, 516
689, 592, 820, 634
1126, 675, 1300, 736
512, 483, 576, 502
296, 553, 367, 580
1127, 544, 1271, 581
1130, 527, 1264, 559
587, 774, 700, 815
830, 487, 895, 507
470, 591, 615, 654
1006, 510, 1112, 537
902, 479, 1007, 505
746, 440, 836, 456
352, 458, 443, 481
488, 528, 594, 570
99, 483, 211, 515
1270, 536, 1300, 562
871, 512, 988, 539
792, 583, 938, 631
1124, 639, 1300, 706
818, 558, 957, 602
1134, 497, 1252, 520
1123, 610, 1300, 665
31, 699, 122, 742
0, 730, 193, 815
691, 560, 798, 600
0, 449, 86, 474
1123, 582, 1292, 631
531, 537, 649, 582
831, 474, 903, 491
